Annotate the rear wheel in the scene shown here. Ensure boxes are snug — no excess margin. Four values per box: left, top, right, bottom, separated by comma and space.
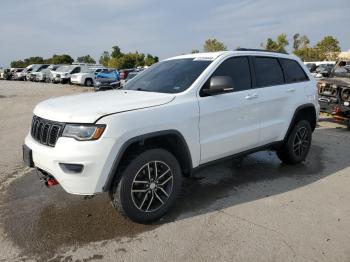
277, 120, 312, 164
111, 148, 182, 223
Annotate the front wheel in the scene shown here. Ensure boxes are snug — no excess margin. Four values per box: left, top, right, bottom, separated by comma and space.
85, 79, 93, 87
110, 148, 182, 223
277, 120, 312, 164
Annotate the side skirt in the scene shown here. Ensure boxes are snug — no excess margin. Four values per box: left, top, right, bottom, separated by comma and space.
192, 141, 283, 174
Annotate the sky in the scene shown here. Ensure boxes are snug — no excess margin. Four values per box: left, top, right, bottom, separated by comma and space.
0, 0, 349, 67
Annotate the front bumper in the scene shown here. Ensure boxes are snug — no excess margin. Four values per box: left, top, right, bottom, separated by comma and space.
24, 133, 117, 195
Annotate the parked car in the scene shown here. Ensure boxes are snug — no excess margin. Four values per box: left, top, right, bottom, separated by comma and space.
124, 71, 139, 83
23, 49, 319, 223
16, 65, 35, 81
94, 70, 120, 91
318, 60, 350, 129
27, 64, 50, 81
71, 67, 107, 86
119, 69, 134, 80
0, 68, 11, 80
10, 68, 24, 80
51, 65, 84, 84
305, 63, 317, 73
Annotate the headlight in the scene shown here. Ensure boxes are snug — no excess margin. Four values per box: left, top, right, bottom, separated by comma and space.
62, 124, 106, 141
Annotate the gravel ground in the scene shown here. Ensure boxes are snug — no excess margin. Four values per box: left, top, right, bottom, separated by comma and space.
0, 80, 350, 262
0, 80, 91, 184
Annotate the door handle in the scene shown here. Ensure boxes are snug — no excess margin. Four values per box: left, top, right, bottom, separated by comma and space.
245, 94, 258, 100
287, 88, 296, 93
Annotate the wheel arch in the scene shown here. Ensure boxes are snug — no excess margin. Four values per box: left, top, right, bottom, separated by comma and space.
103, 130, 193, 192
284, 103, 317, 142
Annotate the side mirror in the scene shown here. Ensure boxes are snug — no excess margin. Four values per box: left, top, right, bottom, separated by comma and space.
202, 76, 234, 96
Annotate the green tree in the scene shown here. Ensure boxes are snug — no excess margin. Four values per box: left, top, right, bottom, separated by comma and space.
203, 38, 227, 52
294, 47, 320, 62
315, 36, 341, 60
11, 60, 27, 68
191, 49, 200, 54
262, 33, 289, 53
144, 54, 158, 66
76, 55, 96, 64
111, 45, 122, 58
99, 51, 111, 67
49, 54, 74, 64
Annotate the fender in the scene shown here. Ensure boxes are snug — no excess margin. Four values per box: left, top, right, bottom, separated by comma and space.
283, 103, 316, 142
103, 129, 192, 191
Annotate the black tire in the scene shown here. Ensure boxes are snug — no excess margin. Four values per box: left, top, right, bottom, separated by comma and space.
111, 148, 182, 223
277, 120, 312, 165
85, 79, 93, 87
347, 120, 350, 131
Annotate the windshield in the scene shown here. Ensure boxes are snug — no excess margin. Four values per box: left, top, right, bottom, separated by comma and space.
123, 58, 212, 93
56, 65, 72, 72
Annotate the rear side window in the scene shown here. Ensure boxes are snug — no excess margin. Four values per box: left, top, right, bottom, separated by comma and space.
280, 59, 309, 83
254, 57, 284, 87
210, 56, 251, 92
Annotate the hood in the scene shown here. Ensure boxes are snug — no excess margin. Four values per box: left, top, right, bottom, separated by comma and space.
33, 90, 175, 123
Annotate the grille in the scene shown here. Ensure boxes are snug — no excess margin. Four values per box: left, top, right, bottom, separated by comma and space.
31, 115, 64, 147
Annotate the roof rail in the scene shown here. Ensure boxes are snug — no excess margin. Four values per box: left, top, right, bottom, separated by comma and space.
235, 48, 288, 55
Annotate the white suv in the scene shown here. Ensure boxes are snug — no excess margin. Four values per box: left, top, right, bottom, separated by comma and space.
71, 67, 107, 86
23, 50, 319, 223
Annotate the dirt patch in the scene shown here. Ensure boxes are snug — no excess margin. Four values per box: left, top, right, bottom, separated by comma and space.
0, 171, 156, 261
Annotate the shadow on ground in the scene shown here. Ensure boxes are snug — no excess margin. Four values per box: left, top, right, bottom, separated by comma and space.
1, 127, 349, 261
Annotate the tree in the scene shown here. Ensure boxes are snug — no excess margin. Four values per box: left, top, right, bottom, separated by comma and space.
49, 54, 74, 64
203, 38, 227, 52
315, 36, 341, 60
294, 47, 320, 62
99, 51, 110, 67
293, 34, 310, 50
191, 49, 200, 54
10, 60, 26, 68
76, 55, 96, 64
10, 56, 44, 68
111, 45, 122, 58
144, 54, 158, 66
262, 33, 289, 53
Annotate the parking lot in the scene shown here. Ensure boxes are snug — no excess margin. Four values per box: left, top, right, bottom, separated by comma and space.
0, 80, 350, 262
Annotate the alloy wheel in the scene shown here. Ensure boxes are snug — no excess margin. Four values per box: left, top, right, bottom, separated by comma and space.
131, 161, 173, 213
293, 126, 309, 157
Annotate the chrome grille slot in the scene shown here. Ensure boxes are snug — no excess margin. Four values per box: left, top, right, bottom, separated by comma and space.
30, 115, 64, 147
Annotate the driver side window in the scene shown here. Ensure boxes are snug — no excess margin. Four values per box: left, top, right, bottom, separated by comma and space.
201, 56, 252, 95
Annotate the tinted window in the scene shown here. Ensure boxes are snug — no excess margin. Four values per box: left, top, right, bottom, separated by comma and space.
209, 56, 251, 92
280, 59, 308, 83
254, 57, 284, 87
71, 67, 81, 74
124, 58, 212, 94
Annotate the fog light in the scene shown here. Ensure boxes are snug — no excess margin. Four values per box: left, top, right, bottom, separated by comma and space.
59, 163, 84, 174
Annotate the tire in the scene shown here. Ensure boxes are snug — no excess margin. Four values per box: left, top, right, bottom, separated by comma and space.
277, 120, 312, 165
85, 79, 93, 87
110, 148, 182, 223
347, 120, 350, 131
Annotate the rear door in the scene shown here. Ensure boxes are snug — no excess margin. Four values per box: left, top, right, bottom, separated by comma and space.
251, 56, 290, 144
198, 56, 261, 163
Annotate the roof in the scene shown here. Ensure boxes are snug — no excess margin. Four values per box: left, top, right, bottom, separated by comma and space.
166, 50, 296, 62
